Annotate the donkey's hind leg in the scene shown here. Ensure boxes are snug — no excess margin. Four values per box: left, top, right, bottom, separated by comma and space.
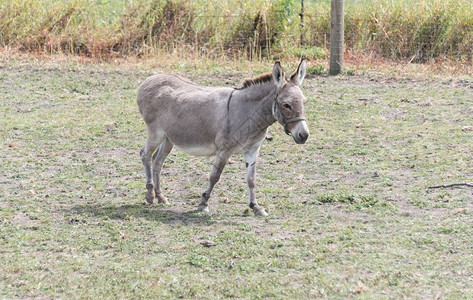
152, 137, 174, 205
140, 129, 165, 204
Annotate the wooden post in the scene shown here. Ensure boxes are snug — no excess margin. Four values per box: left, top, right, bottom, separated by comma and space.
329, 0, 344, 75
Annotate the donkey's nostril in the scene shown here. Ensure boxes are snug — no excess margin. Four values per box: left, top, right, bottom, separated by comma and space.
298, 132, 309, 144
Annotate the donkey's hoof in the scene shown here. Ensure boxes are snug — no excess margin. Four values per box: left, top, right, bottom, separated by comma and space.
157, 194, 170, 205
158, 199, 170, 206
145, 195, 154, 205
145, 188, 155, 204
254, 207, 268, 217
198, 204, 210, 214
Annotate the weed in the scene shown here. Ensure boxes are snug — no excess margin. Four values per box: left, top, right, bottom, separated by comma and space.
286, 47, 328, 60
313, 193, 378, 209
307, 64, 327, 75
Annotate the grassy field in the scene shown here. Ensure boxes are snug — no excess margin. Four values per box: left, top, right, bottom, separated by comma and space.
1, 57, 473, 298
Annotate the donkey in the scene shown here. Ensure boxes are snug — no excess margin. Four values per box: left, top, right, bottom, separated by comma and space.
137, 60, 309, 216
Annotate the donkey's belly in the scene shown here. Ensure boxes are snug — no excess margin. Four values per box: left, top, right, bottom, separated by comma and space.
176, 143, 217, 157
165, 122, 218, 156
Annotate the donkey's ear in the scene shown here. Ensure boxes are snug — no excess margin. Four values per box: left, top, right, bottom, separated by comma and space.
290, 59, 307, 86
272, 61, 285, 89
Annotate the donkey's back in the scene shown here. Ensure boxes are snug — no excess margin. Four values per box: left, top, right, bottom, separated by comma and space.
137, 74, 231, 125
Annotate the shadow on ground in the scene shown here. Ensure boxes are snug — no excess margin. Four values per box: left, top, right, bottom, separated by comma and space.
63, 201, 217, 226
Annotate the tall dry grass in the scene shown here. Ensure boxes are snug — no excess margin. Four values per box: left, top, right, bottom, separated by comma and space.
0, 0, 472, 62
341, 0, 473, 62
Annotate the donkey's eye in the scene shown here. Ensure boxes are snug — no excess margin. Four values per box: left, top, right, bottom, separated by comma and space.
283, 104, 292, 110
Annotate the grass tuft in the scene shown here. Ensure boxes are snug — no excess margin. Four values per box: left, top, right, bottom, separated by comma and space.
313, 193, 378, 209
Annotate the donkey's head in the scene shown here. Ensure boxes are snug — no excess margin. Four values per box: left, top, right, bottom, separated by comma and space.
272, 60, 310, 144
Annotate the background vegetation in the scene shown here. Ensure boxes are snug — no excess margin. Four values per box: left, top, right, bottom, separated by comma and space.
1, 0, 473, 62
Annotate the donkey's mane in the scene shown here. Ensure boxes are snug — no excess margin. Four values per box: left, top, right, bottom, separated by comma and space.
240, 72, 273, 89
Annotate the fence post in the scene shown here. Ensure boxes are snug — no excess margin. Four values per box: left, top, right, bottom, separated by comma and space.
329, 0, 344, 75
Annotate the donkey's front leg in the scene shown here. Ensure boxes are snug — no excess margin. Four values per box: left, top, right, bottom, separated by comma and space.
245, 148, 268, 217
198, 151, 231, 213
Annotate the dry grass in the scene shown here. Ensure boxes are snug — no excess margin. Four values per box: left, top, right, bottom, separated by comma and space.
1, 0, 473, 62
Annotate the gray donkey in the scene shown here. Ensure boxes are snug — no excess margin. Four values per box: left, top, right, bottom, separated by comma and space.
137, 60, 309, 216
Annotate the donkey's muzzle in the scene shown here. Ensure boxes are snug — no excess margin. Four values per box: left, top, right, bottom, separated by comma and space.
291, 121, 310, 144
295, 131, 309, 144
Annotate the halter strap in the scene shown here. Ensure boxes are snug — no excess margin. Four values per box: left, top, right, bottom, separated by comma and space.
272, 94, 306, 135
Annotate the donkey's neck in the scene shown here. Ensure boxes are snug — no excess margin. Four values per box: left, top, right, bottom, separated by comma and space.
237, 79, 275, 100
235, 80, 277, 124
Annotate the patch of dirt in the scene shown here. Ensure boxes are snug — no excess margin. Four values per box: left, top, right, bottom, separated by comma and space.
9, 212, 41, 228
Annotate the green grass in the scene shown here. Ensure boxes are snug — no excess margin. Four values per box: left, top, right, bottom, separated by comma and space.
1, 58, 473, 298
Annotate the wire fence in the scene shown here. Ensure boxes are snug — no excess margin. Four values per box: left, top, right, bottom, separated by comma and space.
112, 7, 473, 63
1, 0, 472, 62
